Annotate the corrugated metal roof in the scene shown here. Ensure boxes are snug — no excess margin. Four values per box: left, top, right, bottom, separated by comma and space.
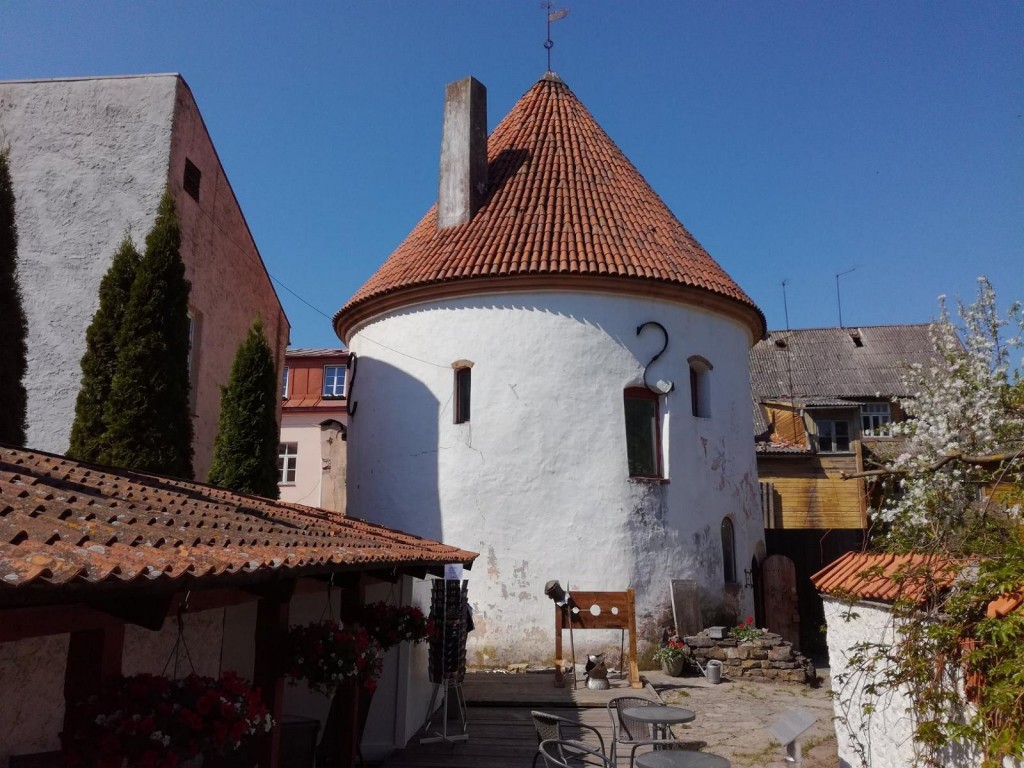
0, 446, 476, 598
286, 349, 347, 359
750, 324, 939, 401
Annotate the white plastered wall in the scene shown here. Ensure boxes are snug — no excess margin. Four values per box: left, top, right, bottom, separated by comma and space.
346, 290, 764, 664
279, 413, 330, 507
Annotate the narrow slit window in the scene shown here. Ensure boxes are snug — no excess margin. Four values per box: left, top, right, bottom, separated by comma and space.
722, 518, 737, 583
281, 366, 290, 399
624, 387, 661, 478
454, 366, 472, 424
183, 158, 201, 201
688, 356, 713, 418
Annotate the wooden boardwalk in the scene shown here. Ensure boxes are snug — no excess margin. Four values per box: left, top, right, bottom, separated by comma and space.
380, 672, 649, 768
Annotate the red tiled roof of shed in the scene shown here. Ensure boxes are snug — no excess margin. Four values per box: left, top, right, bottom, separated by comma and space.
0, 445, 476, 598
811, 551, 962, 603
334, 73, 764, 342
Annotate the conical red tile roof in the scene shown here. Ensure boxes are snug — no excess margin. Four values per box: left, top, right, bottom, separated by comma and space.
335, 73, 764, 342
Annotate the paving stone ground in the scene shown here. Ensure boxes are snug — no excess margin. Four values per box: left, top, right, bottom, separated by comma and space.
646, 666, 839, 768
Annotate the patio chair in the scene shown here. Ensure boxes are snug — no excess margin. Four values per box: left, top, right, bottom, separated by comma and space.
606, 696, 689, 768
538, 739, 613, 768
531, 710, 608, 768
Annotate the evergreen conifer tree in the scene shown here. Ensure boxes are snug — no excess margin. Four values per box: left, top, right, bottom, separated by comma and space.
68, 236, 141, 462
103, 190, 194, 477
207, 318, 281, 498
0, 146, 29, 446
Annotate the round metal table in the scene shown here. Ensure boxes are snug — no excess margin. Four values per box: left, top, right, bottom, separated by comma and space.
620, 705, 696, 727
634, 752, 731, 768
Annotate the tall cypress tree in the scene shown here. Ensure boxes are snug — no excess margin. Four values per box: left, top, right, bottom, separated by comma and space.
68, 236, 141, 462
207, 318, 280, 498
103, 190, 194, 478
0, 146, 28, 446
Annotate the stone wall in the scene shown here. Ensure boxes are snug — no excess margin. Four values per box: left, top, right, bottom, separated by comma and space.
683, 629, 815, 684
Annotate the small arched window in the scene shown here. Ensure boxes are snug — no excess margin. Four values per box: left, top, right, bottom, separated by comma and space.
688, 355, 713, 418
453, 361, 473, 424
721, 517, 736, 584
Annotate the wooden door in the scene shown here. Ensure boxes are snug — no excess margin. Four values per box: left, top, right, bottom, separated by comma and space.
762, 554, 800, 650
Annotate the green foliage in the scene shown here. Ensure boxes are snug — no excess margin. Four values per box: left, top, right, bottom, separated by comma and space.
68, 236, 141, 462
0, 145, 28, 446
834, 278, 1024, 767
207, 318, 280, 498
103, 191, 194, 478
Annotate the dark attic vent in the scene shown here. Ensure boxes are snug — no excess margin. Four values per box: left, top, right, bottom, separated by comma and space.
850, 330, 864, 348
183, 158, 201, 201
774, 338, 788, 349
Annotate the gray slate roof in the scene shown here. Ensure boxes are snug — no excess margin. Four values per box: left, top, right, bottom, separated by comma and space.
750, 324, 938, 401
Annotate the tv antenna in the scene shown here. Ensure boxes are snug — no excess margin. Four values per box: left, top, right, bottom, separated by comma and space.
781, 278, 791, 331
542, 1, 570, 71
835, 267, 856, 328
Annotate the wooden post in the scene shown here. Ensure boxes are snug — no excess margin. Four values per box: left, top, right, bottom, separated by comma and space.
253, 582, 293, 768
627, 589, 640, 688
63, 625, 125, 742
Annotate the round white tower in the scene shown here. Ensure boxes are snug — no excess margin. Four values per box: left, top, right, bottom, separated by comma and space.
335, 74, 766, 664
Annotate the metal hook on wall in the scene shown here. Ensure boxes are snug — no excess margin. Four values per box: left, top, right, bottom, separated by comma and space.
636, 321, 675, 394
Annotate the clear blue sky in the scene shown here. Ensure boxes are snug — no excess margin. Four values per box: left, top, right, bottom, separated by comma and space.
3, 2, 1021, 348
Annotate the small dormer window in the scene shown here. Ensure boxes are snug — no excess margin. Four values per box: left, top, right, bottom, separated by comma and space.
183, 158, 201, 201
861, 403, 892, 436
816, 419, 851, 453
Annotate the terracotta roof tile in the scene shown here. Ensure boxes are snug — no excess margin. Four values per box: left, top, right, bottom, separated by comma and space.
0, 445, 476, 597
335, 73, 763, 340
811, 551, 961, 603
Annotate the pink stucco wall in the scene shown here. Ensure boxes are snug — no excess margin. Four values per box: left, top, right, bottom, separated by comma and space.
169, 79, 289, 480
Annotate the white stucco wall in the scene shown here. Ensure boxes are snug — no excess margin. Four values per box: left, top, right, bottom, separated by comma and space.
0, 75, 288, 478
0, 76, 176, 456
346, 290, 764, 663
822, 597, 1020, 768
0, 633, 69, 764
122, 608, 225, 679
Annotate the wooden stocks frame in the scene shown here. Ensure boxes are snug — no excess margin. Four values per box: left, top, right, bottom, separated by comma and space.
554, 589, 641, 688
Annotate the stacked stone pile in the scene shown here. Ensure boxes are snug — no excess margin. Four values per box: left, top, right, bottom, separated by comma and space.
683, 629, 816, 684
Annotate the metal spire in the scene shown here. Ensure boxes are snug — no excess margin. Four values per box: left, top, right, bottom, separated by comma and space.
543, 1, 570, 72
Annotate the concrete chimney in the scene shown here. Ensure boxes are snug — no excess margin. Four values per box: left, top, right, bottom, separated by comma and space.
438, 77, 487, 230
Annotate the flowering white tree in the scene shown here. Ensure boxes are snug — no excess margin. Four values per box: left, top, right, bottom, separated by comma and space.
836, 277, 1024, 767
873, 276, 1023, 550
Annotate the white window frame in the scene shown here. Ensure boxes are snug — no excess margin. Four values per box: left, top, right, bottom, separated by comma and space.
323, 365, 346, 398
861, 403, 892, 437
281, 366, 290, 399
278, 442, 298, 484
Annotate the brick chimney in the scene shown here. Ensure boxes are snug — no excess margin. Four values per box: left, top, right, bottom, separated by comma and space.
438, 77, 487, 230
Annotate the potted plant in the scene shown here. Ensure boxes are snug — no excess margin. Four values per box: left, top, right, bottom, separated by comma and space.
730, 616, 766, 642
653, 638, 689, 676
63, 671, 271, 768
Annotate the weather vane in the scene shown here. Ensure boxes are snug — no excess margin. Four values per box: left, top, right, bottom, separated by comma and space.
542, 1, 570, 72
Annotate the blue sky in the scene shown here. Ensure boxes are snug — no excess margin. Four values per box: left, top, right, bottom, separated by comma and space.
2, 2, 1021, 348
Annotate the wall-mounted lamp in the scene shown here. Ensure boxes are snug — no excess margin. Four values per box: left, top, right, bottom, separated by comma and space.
743, 569, 754, 589
544, 579, 570, 606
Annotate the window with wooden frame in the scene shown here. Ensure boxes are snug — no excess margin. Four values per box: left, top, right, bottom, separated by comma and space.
453, 362, 473, 424
816, 419, 851, 453
688, 355, 712, 418
624, 387, 662, 479
721, 517, 737, 584
861, 403, 892, 436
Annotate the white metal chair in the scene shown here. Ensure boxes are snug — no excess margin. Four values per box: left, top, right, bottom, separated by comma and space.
531, 711, 608, 768
538, 738, 613, 768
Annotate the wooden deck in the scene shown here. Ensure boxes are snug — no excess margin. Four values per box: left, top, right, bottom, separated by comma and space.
379, 671, 653, 768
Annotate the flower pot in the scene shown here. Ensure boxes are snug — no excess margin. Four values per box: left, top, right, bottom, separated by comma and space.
660, 657, 684, 676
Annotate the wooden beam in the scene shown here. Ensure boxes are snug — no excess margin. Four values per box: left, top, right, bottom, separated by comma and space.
0, 604, 121, 642
253, 581, 294, 768
62, 625, 125, 739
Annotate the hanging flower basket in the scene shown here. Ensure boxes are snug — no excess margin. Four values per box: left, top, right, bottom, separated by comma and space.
284, 621, 382, 695
63, 671, 272, 768
344, 602, 435, 651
